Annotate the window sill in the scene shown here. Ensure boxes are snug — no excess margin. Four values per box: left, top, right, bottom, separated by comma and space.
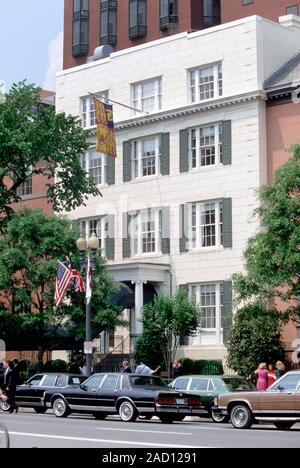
188, 164, 224, 173
188, 247, 224, 254
190, 95, 222, 106
131, 252, 164, 260
129, 175, 163, 184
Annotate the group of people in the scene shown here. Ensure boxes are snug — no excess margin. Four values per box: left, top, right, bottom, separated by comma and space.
255, 361, 286, 391
0, 359, 20, 413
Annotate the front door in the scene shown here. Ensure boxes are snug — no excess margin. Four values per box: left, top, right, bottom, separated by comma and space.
16, 374, 45, 406
70, 374, 105, 412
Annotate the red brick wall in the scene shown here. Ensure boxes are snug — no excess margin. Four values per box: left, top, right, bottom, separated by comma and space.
63, 0, 195, 70
221, 0, 300, 24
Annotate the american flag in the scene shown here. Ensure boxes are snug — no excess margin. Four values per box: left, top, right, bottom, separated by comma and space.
55, 260, 73, 307
66, 256, 85, 293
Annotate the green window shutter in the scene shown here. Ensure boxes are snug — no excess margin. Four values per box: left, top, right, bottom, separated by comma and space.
179, 204, 188, 253
106, 156, 115, 185
222, 198, 232, 248
123, 140, 132, 182
122, 212, 131, 258
223, 281, 233, 344
161, 206, 170, 254
179, 129, 189, 173
160, 133, 170, 176
105, 215, 115, 260
222, 120, 232, 165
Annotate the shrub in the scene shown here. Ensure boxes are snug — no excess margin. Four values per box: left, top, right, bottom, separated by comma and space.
43, 359, 67, 373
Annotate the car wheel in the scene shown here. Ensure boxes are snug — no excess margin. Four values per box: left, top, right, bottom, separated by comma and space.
34, 407, 47, 414
93, 413, 107, 420
0, 401, 11, 412
230, 404, 253, 429
52, 398, 70, 418
211, 410, 230, 424
118, 401, 138, 422
274, 422, 295, 431
159, 416, 174, 424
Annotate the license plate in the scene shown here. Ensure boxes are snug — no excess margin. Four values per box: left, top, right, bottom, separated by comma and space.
176, 399, 185, 405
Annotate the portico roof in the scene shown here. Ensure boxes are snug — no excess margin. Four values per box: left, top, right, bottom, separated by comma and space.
107, 262, 170, 283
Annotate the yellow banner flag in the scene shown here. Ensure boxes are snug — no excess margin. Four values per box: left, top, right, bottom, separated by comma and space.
94, 98, 117, 158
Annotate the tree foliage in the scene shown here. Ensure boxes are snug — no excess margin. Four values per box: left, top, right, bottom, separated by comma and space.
0, 82, 100, 229
227, 303, 286, 378
233, 149, 300, 318
134, 289, 201, 376
0, 209, 123, 361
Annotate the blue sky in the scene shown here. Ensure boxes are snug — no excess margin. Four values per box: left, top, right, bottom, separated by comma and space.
0, 0, 64, 92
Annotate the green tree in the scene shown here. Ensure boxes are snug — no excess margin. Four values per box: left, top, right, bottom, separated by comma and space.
0, 209, 123, 369
227, 303, 286, 378
0, 81, 100, 229
135, 289, 201, 377
233, 149, 300, 318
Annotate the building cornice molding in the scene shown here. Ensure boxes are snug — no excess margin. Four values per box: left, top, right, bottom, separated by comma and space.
96, 91, 266, 131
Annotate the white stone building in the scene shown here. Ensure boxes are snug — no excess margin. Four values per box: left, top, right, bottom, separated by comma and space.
56, 15, 300, 363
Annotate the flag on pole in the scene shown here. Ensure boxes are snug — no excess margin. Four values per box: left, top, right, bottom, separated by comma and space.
93, 98, 117, 158
86, 254, 92, 305
66, 256, 85, 293
55, 260, 73, 307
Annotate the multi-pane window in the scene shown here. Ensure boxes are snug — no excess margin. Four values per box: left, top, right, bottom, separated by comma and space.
133, 136, 160, 179
80, 92, 109, 128
79, 217, 107, 253
160, 0, 178, 30
190, 63, 222, 103
100, 0, 117, 46
190, 283, 223, 330
80, 149, 107, 186
132, 209, 161, 256
189, 123, 223, 169
189, 201, 223, 249
129, 0, 147, 39
16, 167, 33, 197
203, 0, 221, 27
132, 78, 162, 114
72, 0, 89, 58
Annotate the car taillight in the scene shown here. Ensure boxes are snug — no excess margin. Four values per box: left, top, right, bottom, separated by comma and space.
156, 396, 176, 405
187, 398, 202, 406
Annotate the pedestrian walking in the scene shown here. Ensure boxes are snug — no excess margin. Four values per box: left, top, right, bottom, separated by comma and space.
267, 363, 276, 388
171, 360, 184, 379
122, 361, 132, 373
254, 363, 268, 391
2, 360, 18, 413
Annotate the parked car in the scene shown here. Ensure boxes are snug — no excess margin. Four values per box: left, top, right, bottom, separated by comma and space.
213, 370, 300, 430
44, 373, 205, 423
170, 375, 255, 423
0, 373, 86, 413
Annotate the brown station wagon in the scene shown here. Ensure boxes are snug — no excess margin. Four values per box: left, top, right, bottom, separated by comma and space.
213, 370, 300, 430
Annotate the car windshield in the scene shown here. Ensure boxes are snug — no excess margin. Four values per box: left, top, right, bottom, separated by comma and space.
222, 377, 255, 392
130, 376, 167, 388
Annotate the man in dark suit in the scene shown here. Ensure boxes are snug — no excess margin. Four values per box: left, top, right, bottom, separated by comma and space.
122, 361, 132, 373
3, 360, 18, 413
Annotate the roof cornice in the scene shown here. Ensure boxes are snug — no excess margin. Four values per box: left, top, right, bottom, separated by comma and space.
110, 91, 266, 130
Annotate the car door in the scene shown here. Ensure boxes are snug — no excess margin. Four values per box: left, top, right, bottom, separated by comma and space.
189, 378, 215, 411
16, 374, 45, 406
294, 381, 300, 416
259, 374, 300, 416
97, 374, 121, 412
36, 375, 58, 406
70, 374, 105, 412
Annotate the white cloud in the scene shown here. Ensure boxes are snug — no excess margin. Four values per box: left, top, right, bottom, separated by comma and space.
43, 31, 63, 91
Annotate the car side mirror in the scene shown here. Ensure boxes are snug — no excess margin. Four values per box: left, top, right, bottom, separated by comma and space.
277, 385, 285, 392
80, 384, 86, 391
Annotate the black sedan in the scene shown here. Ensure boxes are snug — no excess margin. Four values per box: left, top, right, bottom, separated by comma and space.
0, 373, 86, 413
44, 373, 205, 423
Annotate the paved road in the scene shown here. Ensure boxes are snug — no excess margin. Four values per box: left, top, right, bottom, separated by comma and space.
1, 410, 300, 448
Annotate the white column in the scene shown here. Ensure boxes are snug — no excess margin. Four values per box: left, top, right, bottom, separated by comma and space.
134, 280, 144, 336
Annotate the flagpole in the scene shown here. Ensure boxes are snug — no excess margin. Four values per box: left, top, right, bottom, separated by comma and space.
88, 92, 149, 115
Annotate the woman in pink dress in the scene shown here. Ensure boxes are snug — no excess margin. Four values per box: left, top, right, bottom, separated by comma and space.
254, 363, 269, 391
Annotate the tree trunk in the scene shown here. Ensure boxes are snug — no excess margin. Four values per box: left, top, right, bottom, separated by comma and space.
37, 346, 44, 372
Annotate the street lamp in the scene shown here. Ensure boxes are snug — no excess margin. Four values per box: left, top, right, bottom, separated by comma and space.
76, 232, 99, 377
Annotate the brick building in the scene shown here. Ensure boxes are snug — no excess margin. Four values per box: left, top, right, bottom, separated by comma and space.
64, 0, 300, 71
